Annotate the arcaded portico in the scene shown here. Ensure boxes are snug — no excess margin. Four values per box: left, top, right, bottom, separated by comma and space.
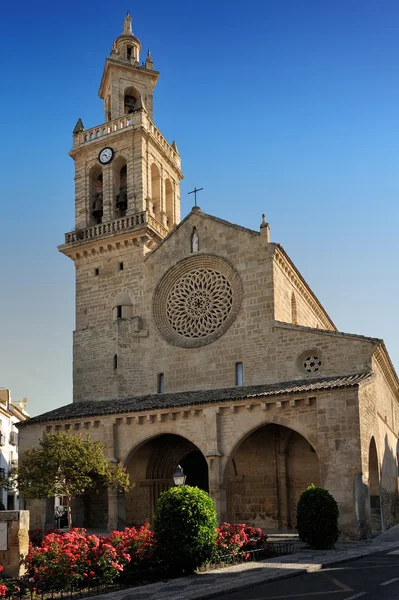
18, 13, 399, 540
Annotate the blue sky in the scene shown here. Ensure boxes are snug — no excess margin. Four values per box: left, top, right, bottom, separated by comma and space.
1, 0, 398, 416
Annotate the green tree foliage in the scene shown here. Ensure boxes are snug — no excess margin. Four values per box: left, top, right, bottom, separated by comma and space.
296, 484, 340, 549
153, 485, 217, 573
17, 432, 131, 527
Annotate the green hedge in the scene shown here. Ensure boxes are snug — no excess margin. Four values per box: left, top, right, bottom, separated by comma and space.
296, 484, 340, 549
153, 485, 217, 573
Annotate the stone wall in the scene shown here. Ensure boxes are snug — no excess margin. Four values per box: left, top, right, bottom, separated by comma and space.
358, 357, 399, 533
20, 382, 370, 537
72, 211, 372, 404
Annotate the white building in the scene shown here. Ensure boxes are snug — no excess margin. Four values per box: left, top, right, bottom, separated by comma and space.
0, 390, 28, 510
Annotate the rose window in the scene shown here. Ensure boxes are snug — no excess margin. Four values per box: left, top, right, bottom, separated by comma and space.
153, 255, 243, 348
166, 269, 233, 338
303, 356, 322, 373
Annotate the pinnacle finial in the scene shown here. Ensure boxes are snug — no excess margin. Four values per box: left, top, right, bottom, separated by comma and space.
123, 12, 132, 34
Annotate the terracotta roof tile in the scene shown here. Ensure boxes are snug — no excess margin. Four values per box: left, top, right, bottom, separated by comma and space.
19, 372, 373, 426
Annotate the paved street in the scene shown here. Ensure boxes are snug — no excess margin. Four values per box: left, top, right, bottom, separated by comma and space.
211, 548, 399, 600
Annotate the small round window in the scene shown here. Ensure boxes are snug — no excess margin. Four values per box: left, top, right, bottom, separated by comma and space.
303, 356, 322, 373
297, 349, 324, 375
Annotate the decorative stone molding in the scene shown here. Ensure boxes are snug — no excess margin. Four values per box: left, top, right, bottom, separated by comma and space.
374, 344, 399, 400
153, 255, 243, 348
273, 247, 335, 331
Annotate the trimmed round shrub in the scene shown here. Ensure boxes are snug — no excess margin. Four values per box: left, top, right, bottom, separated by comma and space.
153, 486, 217, 573
296, 484, 340, 549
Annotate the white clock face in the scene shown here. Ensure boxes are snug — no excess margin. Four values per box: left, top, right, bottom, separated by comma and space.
99, 147, 114, 164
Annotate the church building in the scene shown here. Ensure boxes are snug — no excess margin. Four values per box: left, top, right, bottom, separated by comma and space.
19, 14, 399, 539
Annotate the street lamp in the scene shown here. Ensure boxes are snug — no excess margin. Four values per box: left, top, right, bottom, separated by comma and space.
172, 464, 186, 486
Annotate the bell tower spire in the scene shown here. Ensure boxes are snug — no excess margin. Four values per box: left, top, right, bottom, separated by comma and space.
61, 12, 183, 263
123, 12, 132, 34
98, 11, 156, 121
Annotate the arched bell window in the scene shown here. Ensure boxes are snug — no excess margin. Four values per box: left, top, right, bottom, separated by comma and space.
151, 163, 161, 222
113, 157, 128, 218
165, 178, 173, 228
124, 86, 139, 115
89, 165, 103, 225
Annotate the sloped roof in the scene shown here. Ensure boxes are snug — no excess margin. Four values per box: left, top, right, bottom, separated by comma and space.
19, 372, 373, 426
145, 209, 260, 259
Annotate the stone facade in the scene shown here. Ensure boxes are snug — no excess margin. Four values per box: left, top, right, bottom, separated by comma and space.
18, 14, 399, 540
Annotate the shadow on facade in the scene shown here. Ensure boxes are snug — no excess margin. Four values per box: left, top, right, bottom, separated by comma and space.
124, 433, 209, 526
225, 424, 319, 531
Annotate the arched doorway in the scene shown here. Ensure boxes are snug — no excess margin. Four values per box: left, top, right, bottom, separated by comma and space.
368, 437, 381, 532
125, 434, 208, 526
225, 424, 319, 530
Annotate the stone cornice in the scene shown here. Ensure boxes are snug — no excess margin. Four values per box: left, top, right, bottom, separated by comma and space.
373, 343, 399, 400
274, 320, 381, 344
58, 226, 159, 262
273, 246, 336, 331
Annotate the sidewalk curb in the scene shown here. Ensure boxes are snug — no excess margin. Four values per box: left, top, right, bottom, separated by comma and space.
183, 569, 309, 599
87, 541, 399, 600
185, 542, 399, 600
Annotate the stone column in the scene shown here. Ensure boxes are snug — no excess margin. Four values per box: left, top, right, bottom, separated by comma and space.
203, 407, 227, 523
102, 165, 113, 222
207, 455, 226, 523
275, 446, 289, 529
107, 489, 126, 532
0, 511, 29, 577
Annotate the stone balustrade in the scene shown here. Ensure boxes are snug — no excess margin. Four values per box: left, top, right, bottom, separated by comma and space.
64, 211, 168, 244
73, 112, 181, 168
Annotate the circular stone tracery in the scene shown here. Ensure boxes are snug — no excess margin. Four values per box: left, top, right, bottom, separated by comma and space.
153, 255, 243, 348
303, 356, 322, 373
167, 269, 233, 338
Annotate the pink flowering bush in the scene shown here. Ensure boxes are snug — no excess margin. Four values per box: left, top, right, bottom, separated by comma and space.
214, 523, 268, 561
107, 524, 156, 569
25, 522, 267, 588
26, 525, 156, 590
27, 528, 129, 589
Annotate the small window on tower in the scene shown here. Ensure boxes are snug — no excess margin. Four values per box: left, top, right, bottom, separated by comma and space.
235, 362, 244, 386
119, 262, 124, 271
113, 354, 118, 370
95, 268, 99, 276
116, 306, 122, 319
157, 373, 164, 394
127, 47, 132, 60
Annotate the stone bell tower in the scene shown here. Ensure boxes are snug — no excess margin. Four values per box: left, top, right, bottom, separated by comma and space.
58, 14, 183, 402
60, 12, 183, 251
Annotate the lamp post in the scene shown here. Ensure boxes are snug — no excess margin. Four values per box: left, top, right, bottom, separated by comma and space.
172, 464, 186, 486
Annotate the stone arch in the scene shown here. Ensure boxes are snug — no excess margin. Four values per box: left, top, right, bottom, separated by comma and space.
165, 178, 173, 228
124, 86, 140, 114
223, 416, 319, 476
89, 164, 103, 224
124, 433, 209, 525
224, 422, 320, 530
368, 436, 381, 532
150, 163, 161, 222
112, 155, 128, 217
